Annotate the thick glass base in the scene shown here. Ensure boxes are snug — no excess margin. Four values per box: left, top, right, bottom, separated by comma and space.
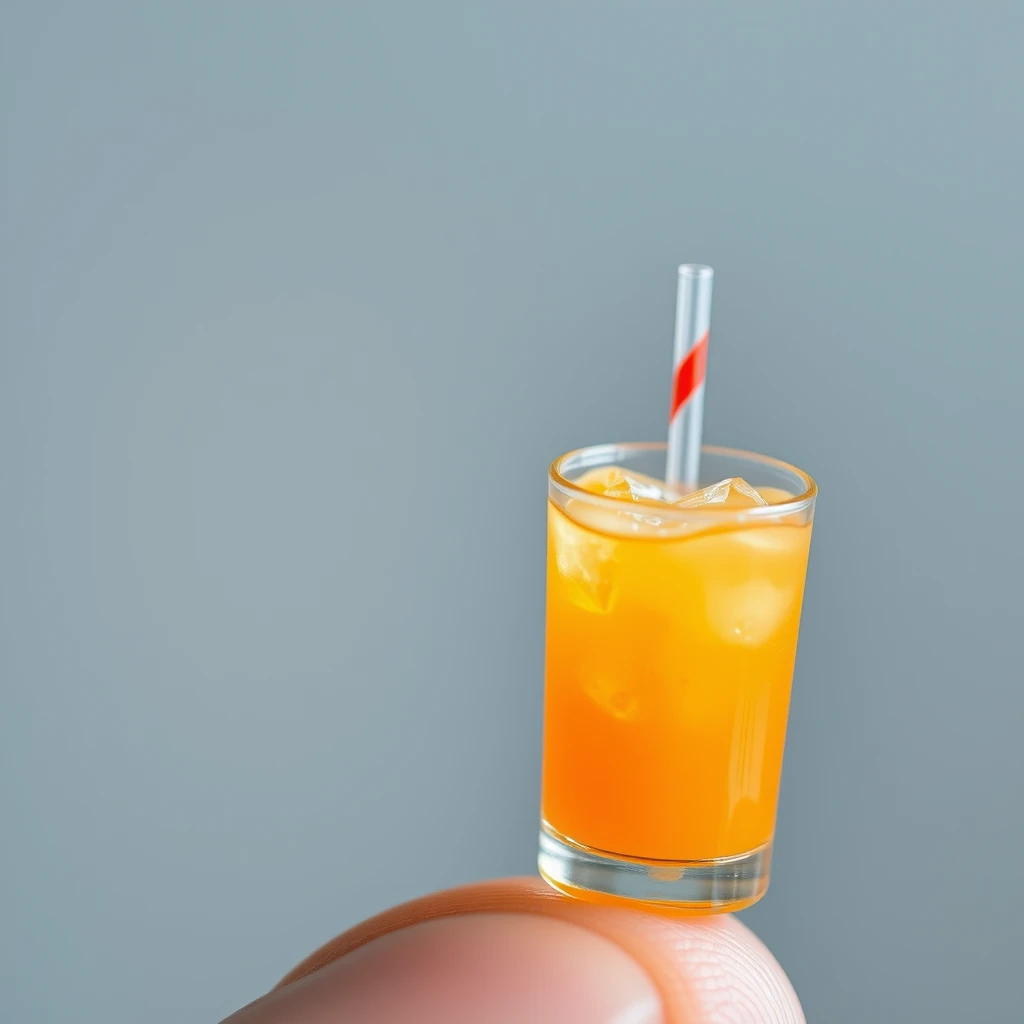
538, 822, 771, 915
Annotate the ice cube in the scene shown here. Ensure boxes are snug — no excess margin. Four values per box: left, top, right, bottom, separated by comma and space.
549, 505, 618, 613
704, 578, 794, 646
567, 468, 693, 539
731, 523, 811, 556
675, 477, 769, 509
570, 498, 690, 540
575, 467, 680, 504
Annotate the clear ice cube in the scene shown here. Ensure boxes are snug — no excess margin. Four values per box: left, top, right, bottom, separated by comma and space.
567, 468, 691, 538
731, 524, 809, 555
549, 506, 618, 613
576, 467, 681, 504
678, 526, 808, 646
674, 477, 768, 509
703, 578, 794, 647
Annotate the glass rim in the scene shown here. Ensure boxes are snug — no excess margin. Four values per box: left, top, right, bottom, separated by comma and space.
549, 442, 817, 521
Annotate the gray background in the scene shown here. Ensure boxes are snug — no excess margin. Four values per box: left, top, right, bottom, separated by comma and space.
2, 3, 1022, 1021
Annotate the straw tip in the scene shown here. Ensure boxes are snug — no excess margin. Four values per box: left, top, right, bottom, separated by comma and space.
678, 264, 714, 279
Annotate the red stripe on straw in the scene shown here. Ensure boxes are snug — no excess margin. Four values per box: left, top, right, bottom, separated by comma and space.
669, 330, 709, 421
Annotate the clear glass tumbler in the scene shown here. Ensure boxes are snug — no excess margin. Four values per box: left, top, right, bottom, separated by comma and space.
538, 443, 816, 913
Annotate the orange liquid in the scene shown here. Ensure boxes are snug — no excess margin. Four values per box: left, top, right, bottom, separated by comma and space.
541, 487, 812, 861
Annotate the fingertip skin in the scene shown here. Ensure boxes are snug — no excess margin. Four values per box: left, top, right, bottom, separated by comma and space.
223, 877, 803, 1024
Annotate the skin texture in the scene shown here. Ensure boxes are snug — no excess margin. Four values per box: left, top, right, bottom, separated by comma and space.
222, 877, 804, 1023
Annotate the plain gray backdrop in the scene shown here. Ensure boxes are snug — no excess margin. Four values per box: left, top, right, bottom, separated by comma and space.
2, 2, 1022, 1021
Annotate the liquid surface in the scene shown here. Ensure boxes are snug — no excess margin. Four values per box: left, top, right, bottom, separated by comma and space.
541, 468, 813, 860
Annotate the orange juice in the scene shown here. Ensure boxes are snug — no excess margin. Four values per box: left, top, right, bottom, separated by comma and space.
539, 444, 815, 911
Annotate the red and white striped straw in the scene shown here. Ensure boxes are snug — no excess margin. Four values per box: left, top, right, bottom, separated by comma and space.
666, 264, 714, 490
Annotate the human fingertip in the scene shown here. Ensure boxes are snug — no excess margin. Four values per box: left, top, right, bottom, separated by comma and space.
223, 910, 662, 1024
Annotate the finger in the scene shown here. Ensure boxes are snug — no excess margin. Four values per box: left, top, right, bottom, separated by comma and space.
222, 877, 804, 1024
226, 911, 660, 1024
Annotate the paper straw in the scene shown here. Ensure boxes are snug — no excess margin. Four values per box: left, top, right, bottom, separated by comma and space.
666, 264, 714, 489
